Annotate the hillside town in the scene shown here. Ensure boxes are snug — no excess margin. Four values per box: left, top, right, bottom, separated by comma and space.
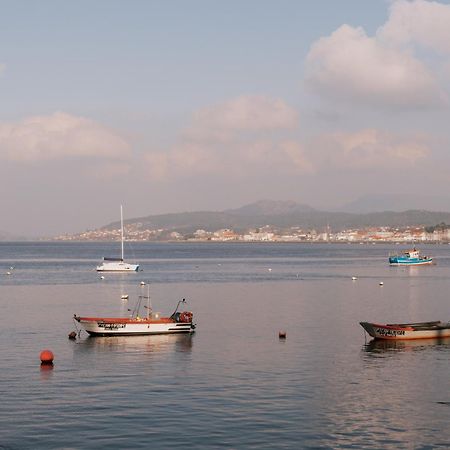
54, 223, 450, 243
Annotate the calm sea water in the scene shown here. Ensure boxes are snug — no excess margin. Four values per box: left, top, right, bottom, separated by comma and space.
1, 242, 449, 449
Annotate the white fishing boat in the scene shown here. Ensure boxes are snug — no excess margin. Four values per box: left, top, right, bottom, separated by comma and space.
360, 321, 450, 340
96, 205, 139, 272
74, 286, 195, 336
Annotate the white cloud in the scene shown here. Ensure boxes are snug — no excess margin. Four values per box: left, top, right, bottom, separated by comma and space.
145, 143, 218, 181
0, 112, 131, 162
145, 138, 314, 181
143, 94, 432, 183
224, 139, 314, 175
145, 125, 429, 181
305, 24, 445, 109
84, 161, 131, 180
281, 141, 315, 173
378, 0, 450, 54
186, 95, 299, 141
144, 95, 306, 180
144, 152, 172, 181
313, 129, 429, 170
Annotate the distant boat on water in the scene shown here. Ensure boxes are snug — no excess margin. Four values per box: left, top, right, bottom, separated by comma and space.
96, 205, 139, 272
360, 321, 450, 340
388, 247, 433, 266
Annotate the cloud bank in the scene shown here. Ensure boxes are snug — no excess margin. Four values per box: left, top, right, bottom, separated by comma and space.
379, 0, 450, 54
142, 94, 432, 182
186, 95, 299, 141
145, 95, 309, 180
305, 0, 450, 109
312, 129, 429, 171
0, 112, 131, 163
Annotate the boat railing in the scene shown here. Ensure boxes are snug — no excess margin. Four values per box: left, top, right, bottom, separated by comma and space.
386, 321, 442, 328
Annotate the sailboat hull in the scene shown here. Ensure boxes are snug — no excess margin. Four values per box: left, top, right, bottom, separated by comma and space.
96, 261, 139, 272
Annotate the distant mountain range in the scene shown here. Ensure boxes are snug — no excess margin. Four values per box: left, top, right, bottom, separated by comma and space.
4, 197, 450, 241
100, 199, 450, 234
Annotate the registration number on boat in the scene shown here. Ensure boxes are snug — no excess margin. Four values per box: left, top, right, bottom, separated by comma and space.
375, 328, 405, 336
98, 322, 126, 329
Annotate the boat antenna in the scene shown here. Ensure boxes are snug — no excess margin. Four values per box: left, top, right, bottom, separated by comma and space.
138, 282, 152, 319
171, 298, 186, 318
146, 283, 151, 319
131, 296, 141, 318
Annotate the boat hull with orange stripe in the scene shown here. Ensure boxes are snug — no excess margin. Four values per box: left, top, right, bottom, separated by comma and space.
360, 321, 450, 340
74, 311, 195, 336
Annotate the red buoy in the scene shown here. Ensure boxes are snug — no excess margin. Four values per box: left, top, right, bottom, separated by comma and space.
40, 349, 54, 365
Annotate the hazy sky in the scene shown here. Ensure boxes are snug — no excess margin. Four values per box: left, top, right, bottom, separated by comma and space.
1, 0, 450, 236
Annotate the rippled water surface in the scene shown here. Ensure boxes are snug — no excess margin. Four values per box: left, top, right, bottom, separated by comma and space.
1, 242, 449, 449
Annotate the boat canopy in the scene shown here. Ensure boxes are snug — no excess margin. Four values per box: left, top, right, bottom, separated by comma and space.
103, 257, 124, 262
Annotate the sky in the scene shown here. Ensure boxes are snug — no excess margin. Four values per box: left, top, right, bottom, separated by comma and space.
1, 0, 450, 236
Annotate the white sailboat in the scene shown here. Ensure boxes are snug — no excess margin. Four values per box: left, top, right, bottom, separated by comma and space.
96, 205, 140, 272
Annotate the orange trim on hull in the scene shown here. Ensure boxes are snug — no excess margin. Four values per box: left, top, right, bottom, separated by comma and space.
78, 317, 175, 324
374, 334, 450, 340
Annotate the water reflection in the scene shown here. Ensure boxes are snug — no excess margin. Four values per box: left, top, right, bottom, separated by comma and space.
363, 337, 450, 354
73, 333, 194, 355
39, 363, 54, 381
4, 243, 450, 449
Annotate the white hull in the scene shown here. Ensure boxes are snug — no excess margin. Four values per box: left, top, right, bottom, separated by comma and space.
360, 321, 450, 340
96, 261, 139, 272
75, 317, 194, 336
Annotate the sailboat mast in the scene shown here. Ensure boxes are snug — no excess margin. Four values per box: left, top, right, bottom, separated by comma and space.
120, 205, 124, 261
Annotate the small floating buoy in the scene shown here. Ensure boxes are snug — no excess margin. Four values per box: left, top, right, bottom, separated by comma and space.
379, 281, 384, 286
100, 275, 105, 280
40, 349, 54, 365
6, 271, 11, 275
68, 331, 77, 340
279, 331, 287, 339
121, 294, 129, 300
268, 268, 272, 272
140, 281, 146, 286
352, 276, 357, 281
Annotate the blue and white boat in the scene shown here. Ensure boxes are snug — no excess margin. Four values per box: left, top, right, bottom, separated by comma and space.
389, 248, 433, 266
